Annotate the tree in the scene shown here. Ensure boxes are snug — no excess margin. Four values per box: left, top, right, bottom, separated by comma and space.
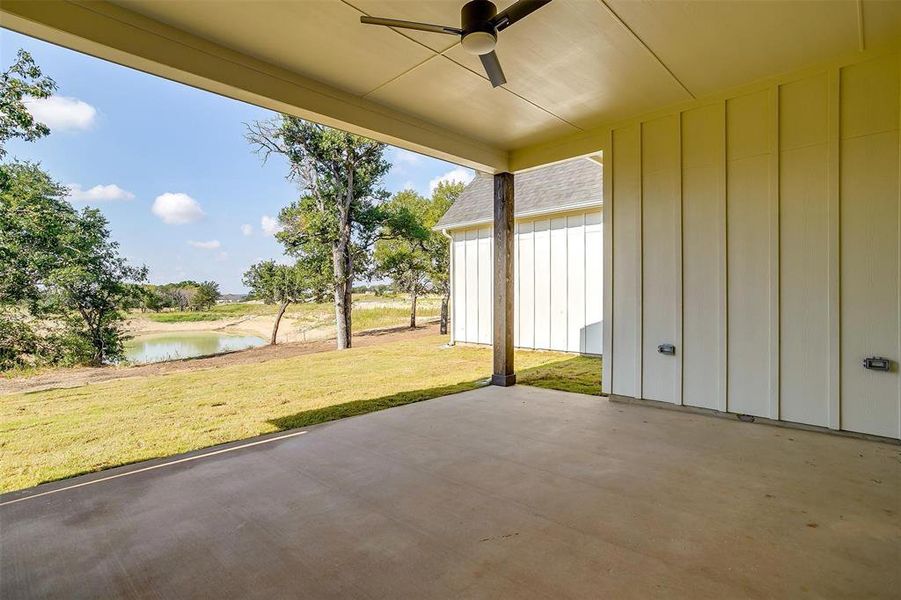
0, 49, 56, 160
1, 162, 146, 366
425, 181, 464, 334
191, 280, 220, 311
137, 285, 168, 312
0, 161, 72, 304
1, 49, 145, 368
246, 117, 390, 349
243, 260, 316, 344
157, 281, 197, 311
40, 208, 148, 365
374, 190, 432, 328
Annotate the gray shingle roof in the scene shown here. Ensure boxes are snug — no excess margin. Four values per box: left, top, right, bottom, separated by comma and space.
434, 157, 602, 230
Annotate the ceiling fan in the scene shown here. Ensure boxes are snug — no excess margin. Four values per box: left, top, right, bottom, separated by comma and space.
360, 0, 552, 88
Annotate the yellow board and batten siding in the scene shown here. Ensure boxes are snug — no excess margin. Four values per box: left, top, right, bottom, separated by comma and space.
450, 208, 603, 356
606, 51, 900, 439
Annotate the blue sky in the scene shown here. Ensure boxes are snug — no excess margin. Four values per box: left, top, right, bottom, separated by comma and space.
1, 29, 474, 292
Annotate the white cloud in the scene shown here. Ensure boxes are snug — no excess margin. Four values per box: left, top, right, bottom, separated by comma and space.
24, 95, 97, 131
429, 168, 474, 193
187, 240, 221, 250
152, 193, 205, 225
261, 215, 283, 236
391, 148, 422, 167
67, 183, 134, 203
240, 223, 253, 236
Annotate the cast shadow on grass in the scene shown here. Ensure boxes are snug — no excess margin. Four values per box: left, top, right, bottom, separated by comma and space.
517, 355, 603, 396
267, 355, 603, 432
267, 379, 488, 430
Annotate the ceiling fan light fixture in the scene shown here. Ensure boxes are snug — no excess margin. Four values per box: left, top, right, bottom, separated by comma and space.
360, 0, 553, 87
461, 31, 497, 55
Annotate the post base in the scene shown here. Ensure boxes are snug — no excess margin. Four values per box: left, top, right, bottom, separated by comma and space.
490, 373, 517, 387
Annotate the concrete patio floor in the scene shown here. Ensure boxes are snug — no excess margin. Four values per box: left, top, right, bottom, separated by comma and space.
1, 385, 898, 599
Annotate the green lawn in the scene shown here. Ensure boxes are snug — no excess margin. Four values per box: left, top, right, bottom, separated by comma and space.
0, 337, 601, 493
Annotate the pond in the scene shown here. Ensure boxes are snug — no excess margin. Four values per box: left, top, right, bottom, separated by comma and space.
123, 331, 266, 364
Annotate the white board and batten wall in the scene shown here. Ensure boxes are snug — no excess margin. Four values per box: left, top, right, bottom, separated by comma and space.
450, 208, 603, 355
604, 50, 901, 439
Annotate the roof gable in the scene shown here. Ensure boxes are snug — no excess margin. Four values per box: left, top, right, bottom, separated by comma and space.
435, 158, 602, 230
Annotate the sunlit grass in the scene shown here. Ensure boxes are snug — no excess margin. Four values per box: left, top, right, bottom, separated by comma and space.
142, 297, 442, 327
0, 336, 584, 493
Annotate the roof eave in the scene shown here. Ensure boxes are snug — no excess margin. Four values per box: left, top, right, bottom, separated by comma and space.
433, 198, 604, 232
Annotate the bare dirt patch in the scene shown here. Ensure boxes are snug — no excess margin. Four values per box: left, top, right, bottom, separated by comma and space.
1, 323, 441, 395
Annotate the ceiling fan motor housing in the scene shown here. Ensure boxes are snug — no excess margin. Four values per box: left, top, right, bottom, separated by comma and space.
461, 0, 498, 55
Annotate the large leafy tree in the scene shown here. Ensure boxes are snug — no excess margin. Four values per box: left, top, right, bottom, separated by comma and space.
374, 190, 431, 328
246, 117, 390, 349
0, 49, 55, 160
39, 208, 147, 365
1, 163, 146, 367
1, 49, 145, 368
373, 182, 464, 332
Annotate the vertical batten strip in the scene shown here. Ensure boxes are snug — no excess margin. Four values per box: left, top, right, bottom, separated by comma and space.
675, 113, 685, 405
769, 85, 781, 420
827, 68, 842, 430
466, 227, 478, 343
636, 123, 644, 398
449, 232, 455, 345
602, 138, 614, 394
462, 231, 467, 341
583, 212, 588, 355
532, 220, 537, 350
565, 210, 569, 352
514, 223, 519, 345
897, 54, 901, 439
720, 100, 729, 413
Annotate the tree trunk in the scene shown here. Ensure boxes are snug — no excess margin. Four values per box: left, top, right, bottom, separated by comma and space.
333, 263, 349, 350
440, 291, 449, 335
409, 291, 417, 329
271, 300, 290, 345
332, 242, 353, 350
343, 253, 353, 347
333, 168, 354, 350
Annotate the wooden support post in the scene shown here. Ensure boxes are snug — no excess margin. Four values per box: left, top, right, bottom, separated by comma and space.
492, 172, 516, 387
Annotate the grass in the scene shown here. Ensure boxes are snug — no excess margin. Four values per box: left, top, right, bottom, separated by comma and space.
518, 355, 603, 396
0, 335, 600, 493
142, 297, 441, 327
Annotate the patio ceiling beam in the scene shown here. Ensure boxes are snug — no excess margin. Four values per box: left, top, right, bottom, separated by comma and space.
0, 0, 509, 173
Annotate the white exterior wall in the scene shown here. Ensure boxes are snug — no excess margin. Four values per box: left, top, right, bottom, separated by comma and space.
450, 208, 603, 355
604, 51, 901, 439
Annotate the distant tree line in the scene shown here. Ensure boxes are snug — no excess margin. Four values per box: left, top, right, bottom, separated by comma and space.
0, 50, 146, 369
135, 281, 220, 313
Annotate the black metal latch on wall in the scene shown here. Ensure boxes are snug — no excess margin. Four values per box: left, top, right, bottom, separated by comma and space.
657, 344, 676, 356
862, 356, 892, 371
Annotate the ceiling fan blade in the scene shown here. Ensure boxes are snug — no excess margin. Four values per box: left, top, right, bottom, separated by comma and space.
480, 51, 507, 87
491, 0, 553, 32
360, 16, 462, 36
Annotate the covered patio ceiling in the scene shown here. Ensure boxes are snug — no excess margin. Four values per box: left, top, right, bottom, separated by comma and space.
2, 0, 900, 172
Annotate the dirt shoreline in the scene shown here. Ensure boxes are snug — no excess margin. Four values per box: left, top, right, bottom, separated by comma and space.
124, 313, 336, 344
1, 323, 443, 395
